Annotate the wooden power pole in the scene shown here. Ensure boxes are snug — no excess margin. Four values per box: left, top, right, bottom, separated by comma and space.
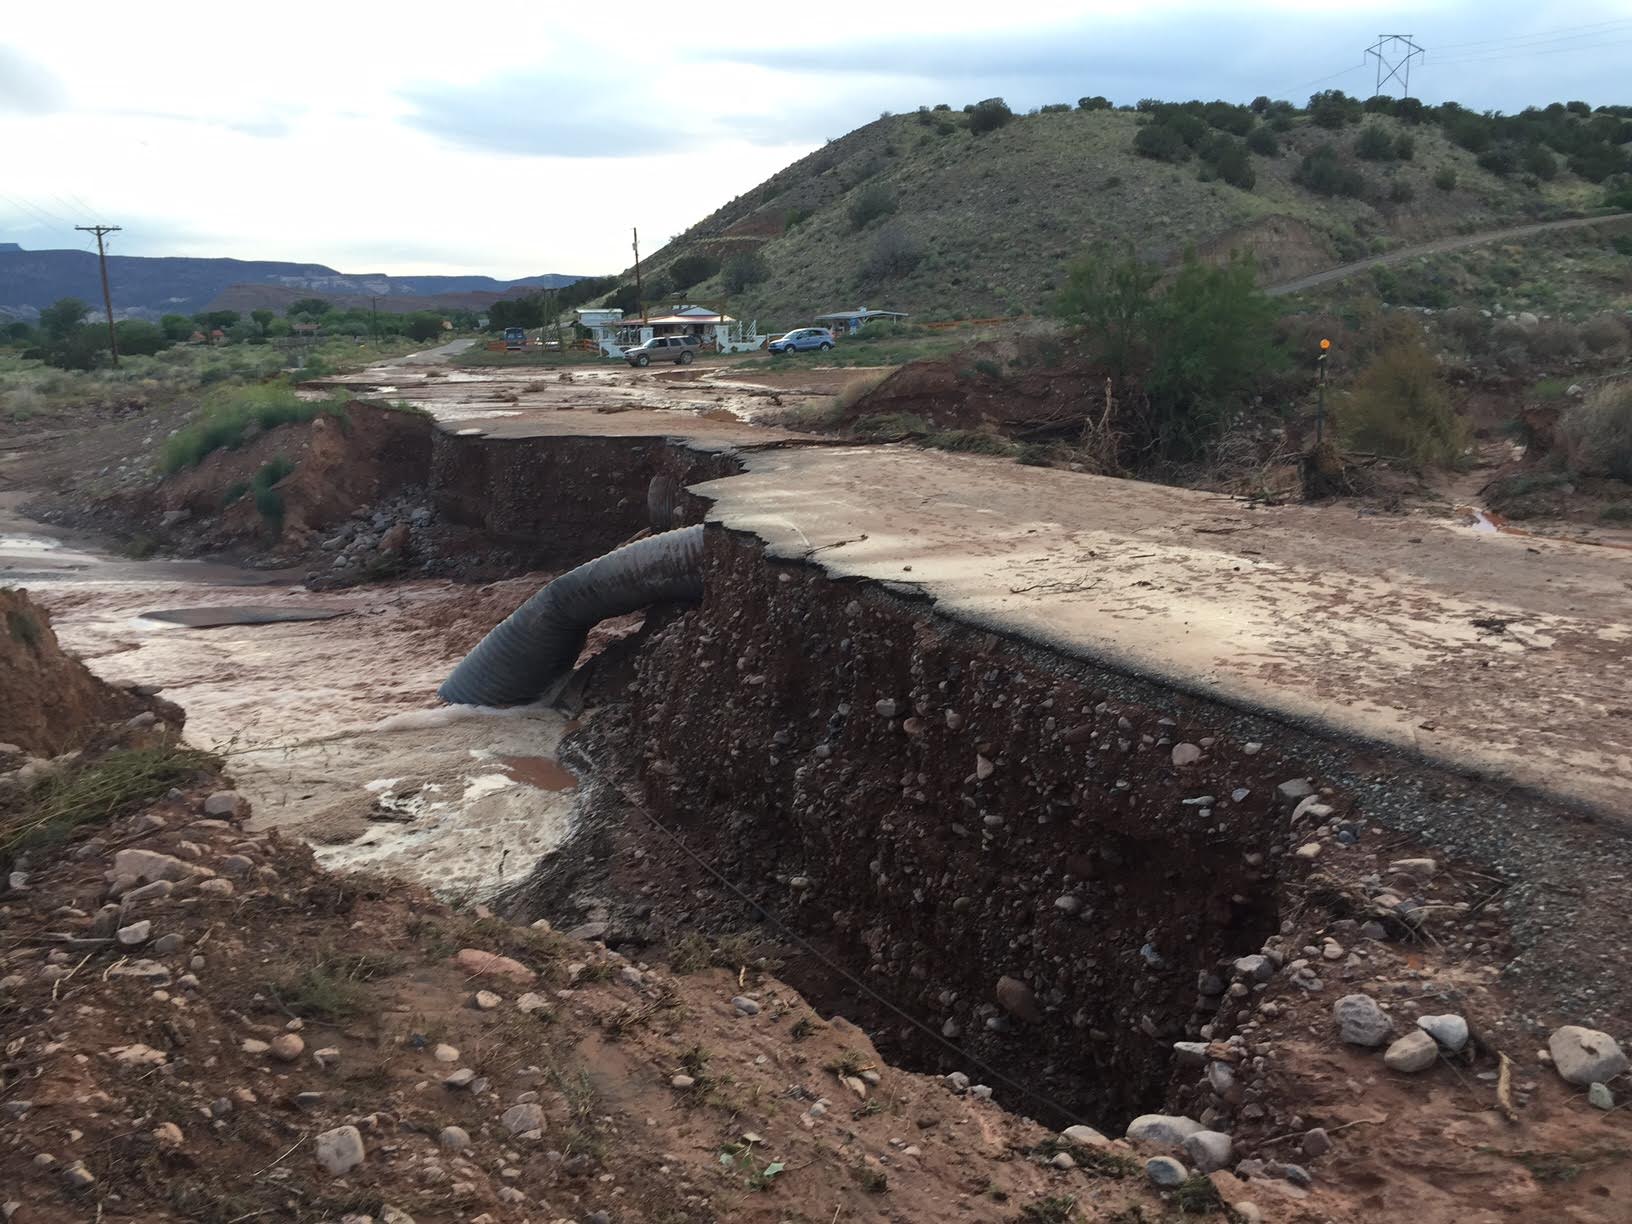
631, 226, 644, 322
75, 224, 122, 366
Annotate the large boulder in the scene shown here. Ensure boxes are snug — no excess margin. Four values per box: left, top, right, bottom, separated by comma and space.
1333, 994, 1392, 1047
1548, 1026, 1629, 1086
1125, 1114, 1204, 1151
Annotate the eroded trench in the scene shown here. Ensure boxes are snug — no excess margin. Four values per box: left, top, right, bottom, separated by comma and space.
410, 425, 1312, 1134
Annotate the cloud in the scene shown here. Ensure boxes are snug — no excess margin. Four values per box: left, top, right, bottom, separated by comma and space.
0, 45, 68, 115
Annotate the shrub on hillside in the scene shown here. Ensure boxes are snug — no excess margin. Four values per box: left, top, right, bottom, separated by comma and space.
1134, 122, 1190, 162
862, 226, 923, 281
1199, 136, 1255, 189
1294, 145, 1366, 197
1438, 307, 1490, 352
1433, 166, 1458, 191
1557, 384, 1632, 480
1520, 144, 1558, 180
1441, 109, 1493, 152
1526, 320, 1582, 361
1477, 146, 1518, 176
1078, 96, 1111, 111
968, 98, 1013, 134
848, 181, 899, 229
1309, 90, 1361, 129
1394, 133, 1415, 160
721, 251, 770, 293
1582, 313, 1630, 355
1339, 325, 1468, 466
1570, 144, 1632, 182
159, 384, 346, 473
1389, 179, 1415, 204
1246, 126, 1279, 156
1354, 125, 1396, 161
1202, 101, 1254, 135
668, 252, 721, 289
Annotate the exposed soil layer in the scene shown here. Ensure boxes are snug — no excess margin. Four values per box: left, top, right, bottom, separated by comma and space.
0, 587, 169, 755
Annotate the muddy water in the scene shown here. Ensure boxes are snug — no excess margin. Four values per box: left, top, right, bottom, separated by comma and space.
4, 503, 578, 901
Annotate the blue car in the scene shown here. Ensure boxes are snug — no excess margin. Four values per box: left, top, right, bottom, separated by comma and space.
769, 327, 836, 355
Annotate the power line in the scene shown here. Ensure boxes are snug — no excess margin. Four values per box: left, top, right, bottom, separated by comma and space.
75, 224, 122, 367
1428, 35, 1632, 68
1433, 16, 1632, 53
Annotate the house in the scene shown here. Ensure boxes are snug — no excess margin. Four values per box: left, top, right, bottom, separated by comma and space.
578, 305, 765, 358
812, 307, 910, 336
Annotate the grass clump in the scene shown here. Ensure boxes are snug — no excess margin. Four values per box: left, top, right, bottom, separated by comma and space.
160, 383, 346, 472
271, 950, 406, 1021
1339, 322, 1468, 467
1, 745, 219, 871
926, 429, 1018, 456
1557, 383, 1632, 481
853, 412, 931, 438
1019, 1197, 1081, 1223
6, 606, 41, 648
251, 456, 295, 528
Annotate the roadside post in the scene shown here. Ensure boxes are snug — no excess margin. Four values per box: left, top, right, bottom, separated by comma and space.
1315, 337, 1331, 444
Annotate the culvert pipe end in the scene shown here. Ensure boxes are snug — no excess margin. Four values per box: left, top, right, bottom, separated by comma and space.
438, 525, 706, 707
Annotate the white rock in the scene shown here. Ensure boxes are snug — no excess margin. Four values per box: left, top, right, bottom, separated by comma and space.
1383, 1030, 1439, 1072
1548, 1026, 1629, 1086
1125, 1114, 1203, 1150
1417, 1014, 1469, 1052
1146, 1155, 1188, 1186
1184, 1130, 1233, 1173
203, 791, 246, 817
1171, 743, 1203, 766
501, 1103, 545, 1135
1062, 1124, 1109, 1147
315, 1125, 366, 1175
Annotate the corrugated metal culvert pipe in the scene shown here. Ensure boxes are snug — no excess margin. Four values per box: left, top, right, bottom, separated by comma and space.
437, 525, 705, 707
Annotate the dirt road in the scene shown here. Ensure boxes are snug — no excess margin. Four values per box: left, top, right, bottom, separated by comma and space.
697, 445, 1632, 821
1267, 211, 1632, 297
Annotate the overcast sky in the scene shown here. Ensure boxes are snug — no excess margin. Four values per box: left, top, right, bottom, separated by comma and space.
3, 2, 1630, 279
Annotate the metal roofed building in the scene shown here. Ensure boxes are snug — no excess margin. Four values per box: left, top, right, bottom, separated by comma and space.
812, 307, 910, 335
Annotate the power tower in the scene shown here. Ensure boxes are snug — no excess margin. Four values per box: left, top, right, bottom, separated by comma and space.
1366, 34, 1426, 100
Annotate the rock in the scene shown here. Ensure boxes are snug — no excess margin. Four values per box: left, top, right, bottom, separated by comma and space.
62, 1162, 96, 1190
315, 1125, 366, 1175
1384, 1030, 1440, 1072
270, 1034, 305, 1062
1548, 1026, 1629, 1086
439, 1126, 471, 1150
1294, 843, 1322, 861
152, 1122, 184, 1147
670, 1074, 695, 1089
1233, 954, 1273, 983
196, 878, 234, 896
203, 791, 246, 818
1301, 1127, 1331, 1157
314, 1047, 341, 1070
1417, 1014, 1469, 1052
1146, 1156, 1189, 1187
1125, 1114, 1204, 1150
1062, 1124, 1109, 1147
159, 509, 190, 528
875, 699, 902, 718
107, 959, 171, 986
379, 523, 410, 553
444, 1068, 477, 1089
453, 948, 537, 984
1387, 857, 1437, 879
241, 1039, 271, 1055
731, 996, 760, 1016
1054, 894, 1082, 915
1588, 1082, 1614, 1110
116, 920, 152, 946
1184, 1130, 1233, 1173
501, 1103, 546, 1135
219, 855, 255, 877
1333, 994, 1391, 1047
433, 1043, 460, 1063
995, 975, 1042, 1023
515, 992, 549, 1014
1277, 779, 1315, 805
1171, 743, 1203, 766
151, 933, 185, 955
1051, 1151, 1076, 1169
473, 990, 502, 1011
124, 880, 174, 905
945, 1072, 971, 1093
112, 849, 191, 883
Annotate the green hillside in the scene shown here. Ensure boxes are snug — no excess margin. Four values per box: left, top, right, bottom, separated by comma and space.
626, 96, 1628, 328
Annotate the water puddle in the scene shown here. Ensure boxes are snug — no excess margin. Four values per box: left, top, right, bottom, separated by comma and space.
497, 754, 578, 791
1460, 504, 1632, 552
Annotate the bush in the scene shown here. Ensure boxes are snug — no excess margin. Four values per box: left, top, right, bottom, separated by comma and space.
1395, 134, 1416, 160
1200, 136, 1255, 189
668, 252, 720, 289
721, 251, 770, 293
1389, 179, 1416, 204
1433, 166, 1458, 191
1294, 144, 1366, 196
1309, 90, 1361, 129
1354, 125, 1396, 161
1340, 324, 1468, 466
848, 181, 899, 229
1526, 320, 1581, 361
1078, 96, 1111, 111
862, 226, 922, 281
1581, 313, 1630, 354
251, 456, 294, 526
968, 98, 1013, 134
1521, 144, 1558, 180
1557, 384, 1632, 479
1438, 307, 1490, 352
1245, 126, 1279, 156
1477, 146, 1518, 176
1202, 101, 1254, 135
1133, 121, 1189, 162
1569, 143, 1632, 182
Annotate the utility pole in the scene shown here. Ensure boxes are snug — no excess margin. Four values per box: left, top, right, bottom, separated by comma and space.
1365, 34, 1426, 100
370, 296, 379, 342
75, 224, 122, 367
1315, 337, 1331, 445
631, 226, 644, 322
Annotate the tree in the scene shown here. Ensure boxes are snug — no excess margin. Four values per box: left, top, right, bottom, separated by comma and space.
114, 319, 167, 357
1144, 252, 1285, 461
668, 252, 720, 290
406, 314, 444, 342
1052, 245, 1161, 388
1354, 125, 1396, 161
288, 297, 331, 317
1339, 321, 1466, 466
722, 251, 769, 294
1246, 126, 1279, 157
1078, 96, 1111, 111
160, 313, 194, 341
4, 321, 33, 343
848, 181, 899, 229
193, 310, 240, 331
251, 308, 275, 333
968, 97, 1013, 134
1134, 122, 1189, 162
39, 297, 90, 339
1308, 90, 1361, 129
862, 226, 922, 282
1294, 144, 1366, 197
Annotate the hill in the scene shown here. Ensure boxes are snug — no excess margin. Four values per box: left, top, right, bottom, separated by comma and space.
0, 247, 582, 320
629, 97, 1628, 327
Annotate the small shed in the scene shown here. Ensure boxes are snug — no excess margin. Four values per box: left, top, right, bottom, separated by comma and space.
813, 307, 910, 336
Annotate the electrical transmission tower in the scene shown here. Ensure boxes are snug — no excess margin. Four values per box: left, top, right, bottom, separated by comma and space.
75, 223, 122, 366
1366, 34, 1426, 100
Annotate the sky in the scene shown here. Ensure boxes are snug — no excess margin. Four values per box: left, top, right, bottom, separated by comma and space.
3, 2, 1631, 279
